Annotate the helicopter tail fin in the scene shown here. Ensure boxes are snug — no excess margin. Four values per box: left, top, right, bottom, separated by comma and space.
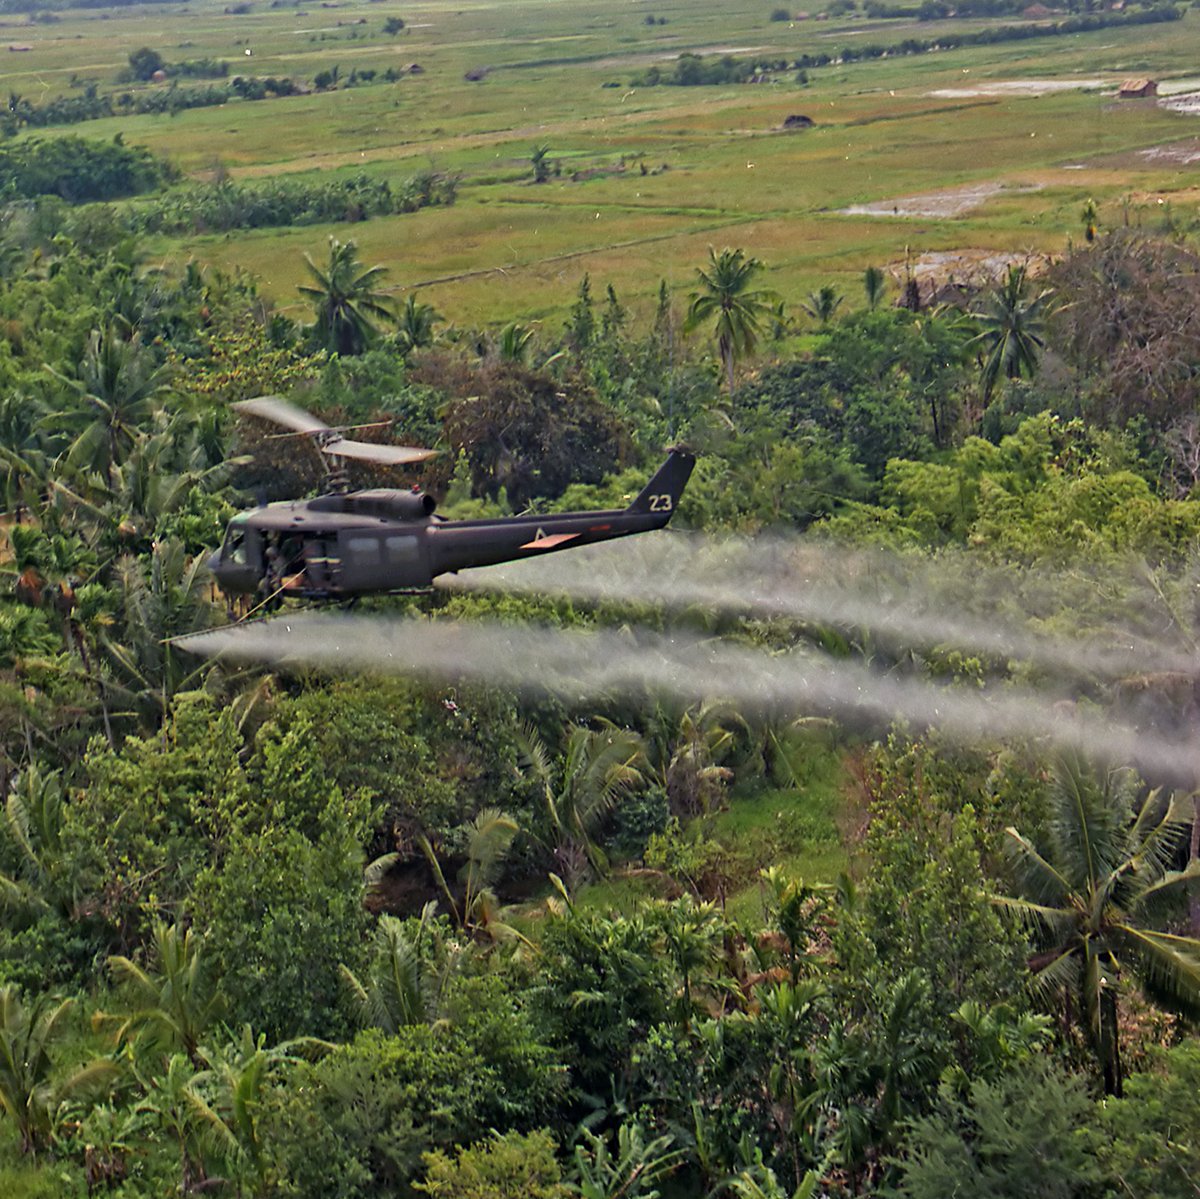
627, 447, 696, 518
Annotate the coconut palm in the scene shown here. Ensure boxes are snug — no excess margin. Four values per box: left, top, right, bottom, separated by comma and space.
103, 921, 225, 1066
497, 321, 535, 364
800, 284, 843, 329
395, 293, 441, 357
969, 263, 1052, 409
0, 985, 116, 1157
44, 325, 175, 481
863, 264, 887, 310
421, 809, 520, 939
684, 248, 779, 392
0, 765, 72, 920
99, 539, 215, 727
517, 720, 647, 885
340, 903, 460, 1031
298, 237, 394, 356
994, 753, 1200, 1094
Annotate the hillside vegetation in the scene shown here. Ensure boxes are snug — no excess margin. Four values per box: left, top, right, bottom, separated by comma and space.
1, 0, 1200, 1195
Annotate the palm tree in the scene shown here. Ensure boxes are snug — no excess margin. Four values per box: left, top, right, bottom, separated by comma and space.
767, 299, 793, 342
0, 764, 73, 920
496, 321, 535, 364
994, 754, 1200, 1095
800, 285, 843, 329
102, 921, 225, 1066
684, 248, 779, 393
44, 326, 175, 483
395, 293, 441, 357
571, 1122, 684, 1199
340, 903, 460, 1031
298, 237, 394, 356
99, 539, 215, 728
517, 720, 647, 885
649, 701, 740, 818
969, 263, 1051, 411
185, 1027, 314, 1195
863, 264, 887, 310
656, 894, 725, 1028
531, 143, 552, 184
420, 809, 521, 938
0, 986, 116, 1157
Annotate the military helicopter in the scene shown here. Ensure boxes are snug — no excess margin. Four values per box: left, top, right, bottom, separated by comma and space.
207, 396, 695, 604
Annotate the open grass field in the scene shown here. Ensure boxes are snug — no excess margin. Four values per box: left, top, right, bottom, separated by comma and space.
5, 0, 1200, 324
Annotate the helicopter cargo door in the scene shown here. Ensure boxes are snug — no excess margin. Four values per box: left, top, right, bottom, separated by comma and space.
337, 529, 432, 592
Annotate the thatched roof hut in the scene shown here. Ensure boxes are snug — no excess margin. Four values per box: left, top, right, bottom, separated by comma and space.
1119, 78, 1158, 98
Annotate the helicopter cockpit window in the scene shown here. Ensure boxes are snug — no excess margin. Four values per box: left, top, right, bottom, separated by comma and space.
224, 527, 248, 566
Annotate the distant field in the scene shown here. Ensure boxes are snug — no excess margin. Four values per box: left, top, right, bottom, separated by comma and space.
6, 0, 1200, 324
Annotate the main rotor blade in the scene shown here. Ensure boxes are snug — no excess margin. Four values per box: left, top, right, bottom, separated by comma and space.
233, 396, 329, 434
323, 437, 438, 465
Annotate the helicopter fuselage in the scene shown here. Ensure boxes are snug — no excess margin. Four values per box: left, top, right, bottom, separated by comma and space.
209, 448, 695, 601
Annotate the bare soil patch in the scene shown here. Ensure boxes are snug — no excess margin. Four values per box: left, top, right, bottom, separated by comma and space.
896, 248, 1038, 283
927, 77, 1110, 98
1076, 138, 1200, 170
1136, 139, 1200, 165
1160, 92, 1200, 115
840, 181, 1041, 218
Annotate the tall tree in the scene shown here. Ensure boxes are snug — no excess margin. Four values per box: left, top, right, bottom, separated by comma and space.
395, 293, 441, 357
994, 754, 1200, 1095
517, 721, 646, 886
801, 285, 843, 328
298, 237, 394, 356
45, 325, 175, 484
0, 986, 115, 1157
684, 248, 778, 393
969, 264, 1051, 411
863, 264, 887, 311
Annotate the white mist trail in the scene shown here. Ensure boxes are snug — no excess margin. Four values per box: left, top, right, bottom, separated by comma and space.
443, 533, 1200, 682
182, 613, 1200, 781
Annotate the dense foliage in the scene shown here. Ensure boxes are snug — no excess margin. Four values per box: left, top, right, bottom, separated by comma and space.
1, 198, 1199, 1198
0, 136, 173, 202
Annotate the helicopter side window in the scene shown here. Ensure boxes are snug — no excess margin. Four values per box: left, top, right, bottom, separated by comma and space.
224, 527, 248, 566
347, 536, 382, 566
385, 535, 419, 565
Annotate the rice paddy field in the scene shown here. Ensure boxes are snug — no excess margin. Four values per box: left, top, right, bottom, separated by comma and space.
5, 0, 1200, 325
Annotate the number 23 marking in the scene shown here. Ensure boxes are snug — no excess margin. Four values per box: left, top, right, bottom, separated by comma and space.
648, 494, 673, 512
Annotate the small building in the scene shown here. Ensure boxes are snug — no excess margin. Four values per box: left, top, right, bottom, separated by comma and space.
7, 44, 32, 52
783, 113, 815, 129
404, 62, 424, 74
1119, 78, 1158, 98
1022, 3, 1052, 16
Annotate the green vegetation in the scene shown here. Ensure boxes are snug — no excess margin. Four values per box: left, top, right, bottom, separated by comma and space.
0, 208, 1198, 1193
2, 0, 1200, 1192
0, 135, 172, 202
